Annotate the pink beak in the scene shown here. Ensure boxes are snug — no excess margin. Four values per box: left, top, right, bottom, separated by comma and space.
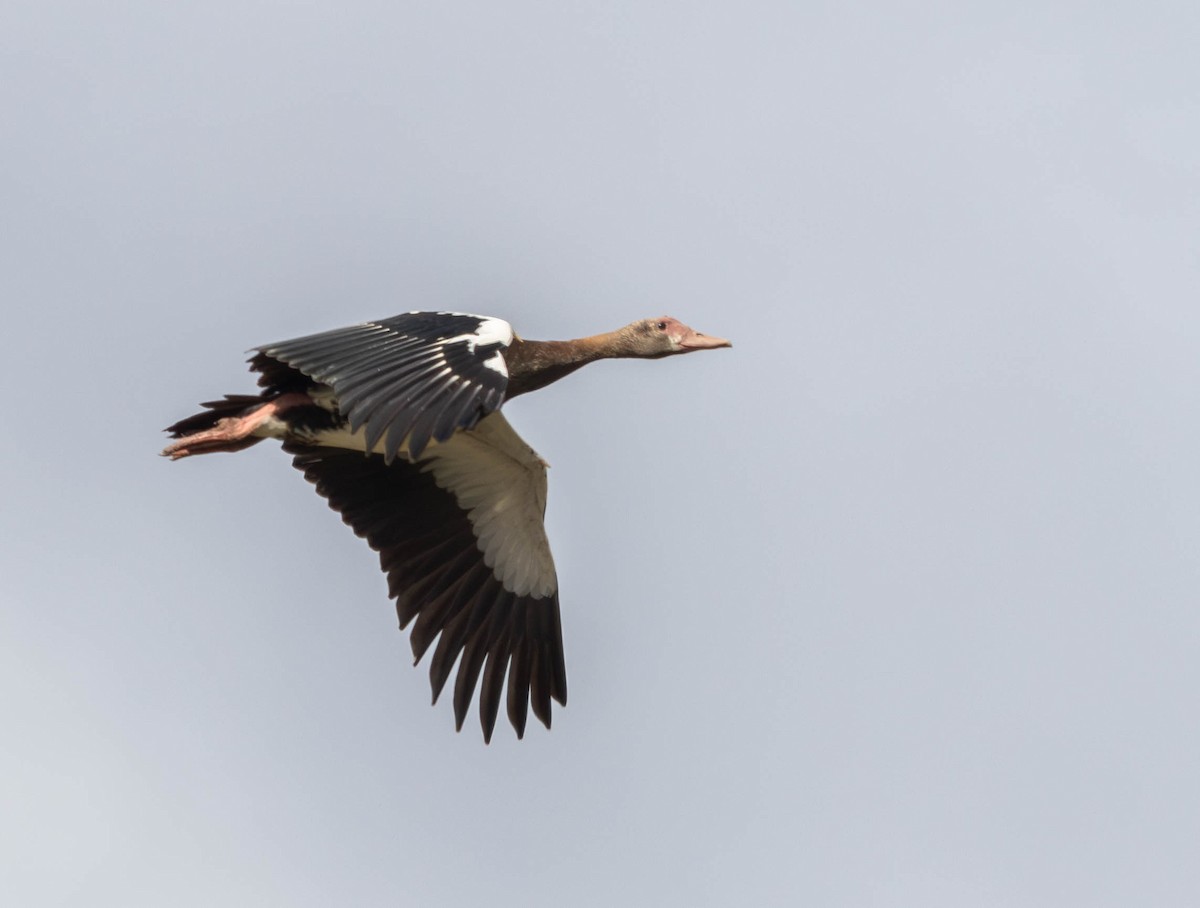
677, 327, 732, 351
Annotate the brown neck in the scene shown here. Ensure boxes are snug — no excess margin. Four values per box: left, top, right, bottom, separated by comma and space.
504, 331, 633, 398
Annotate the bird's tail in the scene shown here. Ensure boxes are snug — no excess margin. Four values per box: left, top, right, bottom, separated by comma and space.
161, 394, 271, 459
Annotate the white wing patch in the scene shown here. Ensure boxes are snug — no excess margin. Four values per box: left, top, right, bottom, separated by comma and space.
440, 315, 513, 376
473, 316, 514, 375
420, 412, 556, 599
482, 349, 508, 375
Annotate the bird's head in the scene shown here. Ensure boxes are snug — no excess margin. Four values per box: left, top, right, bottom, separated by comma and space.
621, 316, 732, 359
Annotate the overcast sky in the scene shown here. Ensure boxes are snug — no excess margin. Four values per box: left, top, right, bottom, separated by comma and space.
3, 2, 1199, 905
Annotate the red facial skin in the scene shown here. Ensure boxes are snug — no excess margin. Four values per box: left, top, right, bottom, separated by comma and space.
657, 316, 732, 351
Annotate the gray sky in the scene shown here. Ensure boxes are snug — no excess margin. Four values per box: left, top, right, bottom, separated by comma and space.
3, 1, 1199, 905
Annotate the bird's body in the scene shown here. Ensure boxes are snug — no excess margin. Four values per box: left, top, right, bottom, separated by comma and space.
164, 311, 730, 741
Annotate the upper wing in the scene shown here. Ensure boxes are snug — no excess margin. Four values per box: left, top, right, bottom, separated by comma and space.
255, 311, 512, 461
288, 412, 566, 742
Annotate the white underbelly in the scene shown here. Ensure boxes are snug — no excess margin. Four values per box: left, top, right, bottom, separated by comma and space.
252, 415, 421, 459
309, 424, 413, 457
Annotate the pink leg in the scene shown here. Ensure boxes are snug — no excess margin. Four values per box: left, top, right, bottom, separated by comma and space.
161, 393, 313, 460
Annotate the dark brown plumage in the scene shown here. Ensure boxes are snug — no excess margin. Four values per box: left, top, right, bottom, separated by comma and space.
163, 311, 730, 740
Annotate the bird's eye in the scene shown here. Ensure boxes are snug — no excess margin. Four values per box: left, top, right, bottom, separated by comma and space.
656, 321, 667, 330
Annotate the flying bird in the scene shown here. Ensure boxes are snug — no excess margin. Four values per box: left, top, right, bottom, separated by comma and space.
163, 312, 731, 741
